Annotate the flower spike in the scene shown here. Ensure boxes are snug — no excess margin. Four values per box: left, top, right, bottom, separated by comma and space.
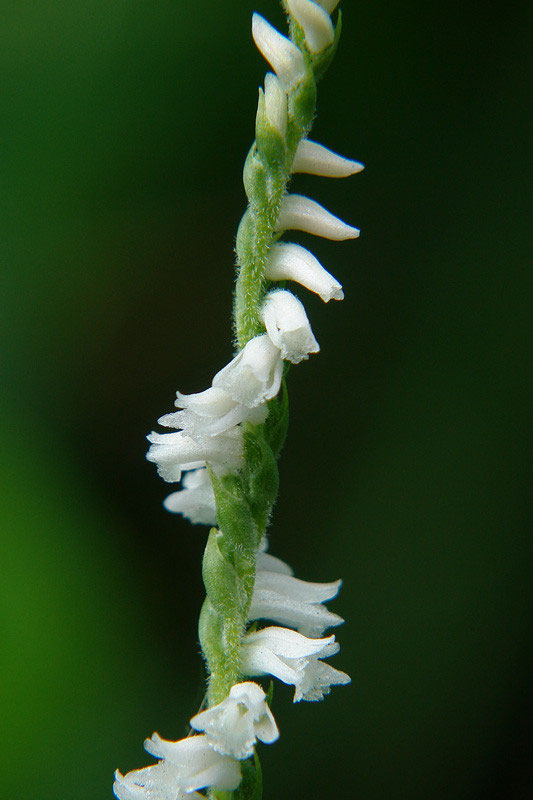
292, 138, 365, 177
120, 2, 362, 795
276, 193, 360, 240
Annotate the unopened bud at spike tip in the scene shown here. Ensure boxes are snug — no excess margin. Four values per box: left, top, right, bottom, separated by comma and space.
287, 0, 335, 54
292, 139, 364, 178
276, 194, 360, 240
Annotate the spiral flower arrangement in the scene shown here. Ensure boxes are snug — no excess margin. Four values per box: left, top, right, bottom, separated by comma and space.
114, 2, 362, 798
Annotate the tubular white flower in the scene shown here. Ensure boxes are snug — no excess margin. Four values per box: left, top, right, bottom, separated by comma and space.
256, 537, 294, 575
159, 386, 268, 438
252, 13, 308, 90
276, 194, 360, 240
286, 0, 335, 54
143, 733, 241, 793
248, 571, 344, 638
292, 139, 364, 177
113, 764, 205, 800
163, 467, 217, 526
264, 72, 287, 137
265, 242, 344, 302
212, 334, 283, 407
146, 428, 243, 483
190, 681, 279, 759
241, 626, 350, 702
261, 289, 319, 364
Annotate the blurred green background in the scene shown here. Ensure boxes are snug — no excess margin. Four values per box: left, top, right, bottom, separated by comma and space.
1, 1, 531, 798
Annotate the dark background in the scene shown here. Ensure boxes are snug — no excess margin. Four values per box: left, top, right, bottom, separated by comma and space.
1, 1, 531, 798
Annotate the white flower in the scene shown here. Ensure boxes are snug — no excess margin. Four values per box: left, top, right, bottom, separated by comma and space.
265, 242, 344, 302
113, 764, 205, 800
159, 386, 268, 439
286, 0, 335, 54
190, 681, 279, 759
146, 733, 241, 793
292, 139, 364, 178
276, 194, 360, 240
252, 13, 308, 90
212, 334, 283, 407
163, 467, 217, 526
264, 73, 287, 137
241, 626, 350, 702
256, 537, 294, 575
261, 289, 319, 364
146, 428, 243, 483
113, 734, 241, 799
248, 570, 344, 638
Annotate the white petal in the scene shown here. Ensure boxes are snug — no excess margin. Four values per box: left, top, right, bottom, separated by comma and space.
190, 681, 279, 759
144, 734, 241, 793
261, 289, 319, 364
256, 537, 294, 575
286, 0, 335, 53
255, 572, 342, 604
163, 468, 217, 526
158, 386, 268, 438
265, 242, 344, 302
252, 13, 307, 90
264, 72, 287, 137
276, 194, 360, 240
256, 551, 294, 575
146, 430, 243, 482
113, 766, 205, 800
293, 658, 351, 702
292, 139, 364, 177
213, 335, 283, 407
174, 387, 235, 419
243, 626, 334, 660
249, 573, 343, 637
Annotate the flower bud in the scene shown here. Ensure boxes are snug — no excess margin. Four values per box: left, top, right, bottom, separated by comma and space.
287, 0, 335, 54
